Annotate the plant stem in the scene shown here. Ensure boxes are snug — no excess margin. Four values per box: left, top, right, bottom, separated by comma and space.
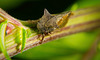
82, 33, 100, 60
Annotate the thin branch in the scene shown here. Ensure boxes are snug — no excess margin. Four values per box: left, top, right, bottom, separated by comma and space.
0, 6, 100, 60
82, 33, 100, 60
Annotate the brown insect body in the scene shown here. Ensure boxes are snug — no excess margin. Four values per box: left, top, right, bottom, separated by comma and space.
37, 9, 54, 34
37, 9, 72, 42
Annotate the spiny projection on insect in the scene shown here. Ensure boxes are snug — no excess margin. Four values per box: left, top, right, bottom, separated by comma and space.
37, 9, 73, 43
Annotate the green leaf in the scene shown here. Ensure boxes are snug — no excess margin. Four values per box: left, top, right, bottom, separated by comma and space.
21, 27, 27, 52
0, 20, 11, 60
26, 28, 32, 38
70, 3, 78, 11
15, 27, 22, 45
15, 26, 27, 52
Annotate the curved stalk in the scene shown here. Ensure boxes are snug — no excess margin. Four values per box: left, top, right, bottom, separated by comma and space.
0, 21, 11, 60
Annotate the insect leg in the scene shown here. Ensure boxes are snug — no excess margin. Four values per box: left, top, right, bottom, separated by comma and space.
48, 32, 52, 40
39, 34, 45, 44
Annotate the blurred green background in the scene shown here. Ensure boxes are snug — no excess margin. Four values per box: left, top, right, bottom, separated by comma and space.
0, 0, 100, 60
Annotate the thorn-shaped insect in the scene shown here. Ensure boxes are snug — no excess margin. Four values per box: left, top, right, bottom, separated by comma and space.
37, 9, 73, 43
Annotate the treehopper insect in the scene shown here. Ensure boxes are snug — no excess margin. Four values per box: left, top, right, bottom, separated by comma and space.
37, 9, 73, 43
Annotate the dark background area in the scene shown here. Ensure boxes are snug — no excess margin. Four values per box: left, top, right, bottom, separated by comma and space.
4, 0, 76, 20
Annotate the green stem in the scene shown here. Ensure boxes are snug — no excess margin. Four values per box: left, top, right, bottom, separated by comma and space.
20, 20, 39, 27
0, 20, 11, 60
21, 28, 27, 52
